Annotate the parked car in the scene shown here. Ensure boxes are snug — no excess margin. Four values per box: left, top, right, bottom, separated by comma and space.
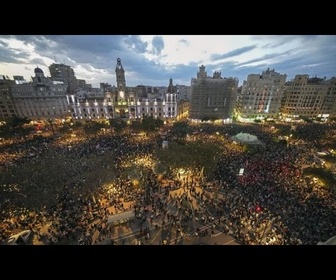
4, 230, 33, 245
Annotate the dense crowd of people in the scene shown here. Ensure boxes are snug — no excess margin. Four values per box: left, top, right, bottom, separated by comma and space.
0, 121, 335, 245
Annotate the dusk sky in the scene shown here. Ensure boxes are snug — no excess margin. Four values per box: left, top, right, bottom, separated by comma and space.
0, 35, 335, 88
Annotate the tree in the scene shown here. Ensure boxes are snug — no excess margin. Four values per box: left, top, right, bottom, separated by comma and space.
130, 119, 143, 133
201, 116, 210, 122
170, 120, 191, 143
9, 116, 32, 140
83, 120, 107, 135
58, 123, 71, 134
47, 118, 56, 135
209, 116, 218, 122
109, 118, 127, 133
142, 116, 163, 133
0, 119, 12, 138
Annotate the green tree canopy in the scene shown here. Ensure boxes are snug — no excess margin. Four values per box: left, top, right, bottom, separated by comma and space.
83, 121, 107, 135
142, 116, 164, 133
171, 120, 191, 143
130, 119, 143, 132
6, 116, 33, 140
201, 116, 210, 122
109, 118, 127, 133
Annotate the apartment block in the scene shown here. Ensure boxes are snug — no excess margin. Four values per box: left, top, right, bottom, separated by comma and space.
11, 67, 69, 121
0, 75, 16, 118
237, 68, 287, 121
280, 75, 336, 121
190, 65, 238, 121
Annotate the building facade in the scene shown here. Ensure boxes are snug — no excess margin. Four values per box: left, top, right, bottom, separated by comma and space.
113, 58, 138, 119
280, 75, 336, 121
67, 93, 113, 121
68, 58, 182, 123
49, 63, 86, 93
0, 75, 16, 119
189, 65, 238, 121
10, 67, 69, 121
237, 68, 287, 121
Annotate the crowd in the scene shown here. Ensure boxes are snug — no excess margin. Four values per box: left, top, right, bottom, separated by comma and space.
0, 121, 335, 245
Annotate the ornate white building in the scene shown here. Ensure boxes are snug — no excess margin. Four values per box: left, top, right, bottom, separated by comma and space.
68, 58, 187, 123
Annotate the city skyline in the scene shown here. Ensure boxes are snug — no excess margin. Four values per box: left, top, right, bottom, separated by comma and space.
0, 35, 335, 88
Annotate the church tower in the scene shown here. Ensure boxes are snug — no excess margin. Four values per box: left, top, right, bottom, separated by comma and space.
165, 77, 177, 119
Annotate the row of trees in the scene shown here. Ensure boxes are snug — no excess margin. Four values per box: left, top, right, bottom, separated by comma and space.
0, 115, 192, 140
80, 116, 165, 135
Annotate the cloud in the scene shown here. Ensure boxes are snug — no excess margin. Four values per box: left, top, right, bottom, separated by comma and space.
178, 39, 189, 47
151, 36, 164, 55
0, 35, 335, 87
0, 37, 31, 64
123, 35, 148, 53
235, 49, 295, 67
30, 58, 47, 67
210, 45, 257, 61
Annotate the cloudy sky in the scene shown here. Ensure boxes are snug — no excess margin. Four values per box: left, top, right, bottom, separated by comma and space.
0, 35, 335, 88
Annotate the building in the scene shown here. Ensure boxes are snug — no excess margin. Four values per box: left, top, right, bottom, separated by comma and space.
280, 75, 336, 121
13, 76, 28, 84
0, 75, 16, 119
100, 82, 116, 93
113, 58, 138, 119
67, 59, 182, 123
176, 99, 190, 121
67, 91, 113, 121
236, 68, 287, 121
49, 63, 84, 93
189, 65, 238, 121
133, 78, 178, 121
175, 84, 191, 101
10, 67, 69, 122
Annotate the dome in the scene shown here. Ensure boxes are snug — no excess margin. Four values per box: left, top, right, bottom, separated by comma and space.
34, 67, 44, 74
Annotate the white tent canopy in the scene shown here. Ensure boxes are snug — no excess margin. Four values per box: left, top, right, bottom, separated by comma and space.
317, 235, 336, 245
231, 132, 262, 145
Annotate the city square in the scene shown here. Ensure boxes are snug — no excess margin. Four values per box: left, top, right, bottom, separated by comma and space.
1, 36, 336, 245
1, 120, 335, 245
